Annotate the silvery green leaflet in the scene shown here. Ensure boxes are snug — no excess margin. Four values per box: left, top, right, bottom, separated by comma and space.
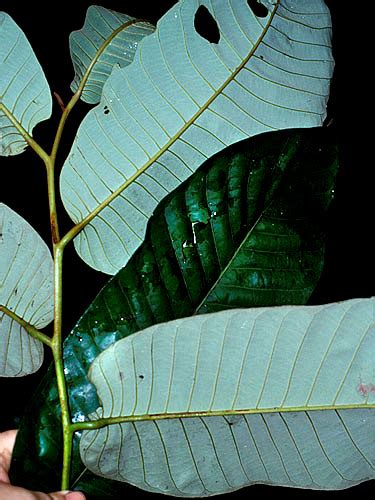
59, 0, 334, 274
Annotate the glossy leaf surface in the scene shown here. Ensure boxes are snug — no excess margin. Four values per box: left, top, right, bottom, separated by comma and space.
70, 6, 154, 104
80, 297, 375, 495
60, 0, 334, 274
0, 12, 51, 156
11, 127, 338, 496
0, 204, 53, 376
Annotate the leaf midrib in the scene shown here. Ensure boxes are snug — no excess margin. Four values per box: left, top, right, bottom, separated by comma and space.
75, 402, 375, 432
193, 132, 300, 313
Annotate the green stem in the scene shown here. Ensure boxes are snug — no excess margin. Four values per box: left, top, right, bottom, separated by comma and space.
50, 19, 144, 164
45, 156, 60, 246
52, 244, 73, 490
50, 94, 80, 164
0, 102, 60, 246
45, 23, 148, 486
5, 20, 153, 489
0, 305, 52, 348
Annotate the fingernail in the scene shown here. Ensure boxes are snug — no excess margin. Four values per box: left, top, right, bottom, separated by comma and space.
59, 489, 84, 499
59, 492, 73, 498
66, 492, 84, 500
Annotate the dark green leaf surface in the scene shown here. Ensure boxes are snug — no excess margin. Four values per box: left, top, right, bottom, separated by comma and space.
10, 128, 338, 498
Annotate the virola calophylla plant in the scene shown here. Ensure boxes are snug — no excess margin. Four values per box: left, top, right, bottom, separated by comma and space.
0, 1, 374, 498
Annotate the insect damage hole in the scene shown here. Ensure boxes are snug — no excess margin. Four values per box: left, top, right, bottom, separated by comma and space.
103, 105, 110, 115
194, 6, 220, 44
247, 0, 269, 18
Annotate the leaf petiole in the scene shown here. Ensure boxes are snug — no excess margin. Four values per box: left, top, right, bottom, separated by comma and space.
50, 18, 147, 165
0, 305, 52, 348
0, 103, 50, 163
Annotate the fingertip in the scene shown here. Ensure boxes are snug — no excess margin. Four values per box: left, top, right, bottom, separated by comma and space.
65, 491, 86, 500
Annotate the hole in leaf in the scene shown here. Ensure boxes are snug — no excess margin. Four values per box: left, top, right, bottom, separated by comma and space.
247, 0, 269, 18
194, 6, 220, 44
104, 106, 110, 115
139, 374, 144, 379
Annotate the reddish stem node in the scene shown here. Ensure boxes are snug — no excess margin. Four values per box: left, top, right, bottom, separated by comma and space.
53, 91, 66, 112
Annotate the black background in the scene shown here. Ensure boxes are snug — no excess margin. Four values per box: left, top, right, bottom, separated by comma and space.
0, 1, 373, 498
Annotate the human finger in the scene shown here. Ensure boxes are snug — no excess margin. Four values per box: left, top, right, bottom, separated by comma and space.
0, 430, 17, 456
0, 482, 86, 499
0, 430, 18, 483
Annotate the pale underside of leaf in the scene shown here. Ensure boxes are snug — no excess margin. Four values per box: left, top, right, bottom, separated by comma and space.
7, 128, 339, 493
80, 298, 375, 495
60, 0, 334, 275
0, 12, 51, 156
70, 5, 155, 104
0, 204, 53, 376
